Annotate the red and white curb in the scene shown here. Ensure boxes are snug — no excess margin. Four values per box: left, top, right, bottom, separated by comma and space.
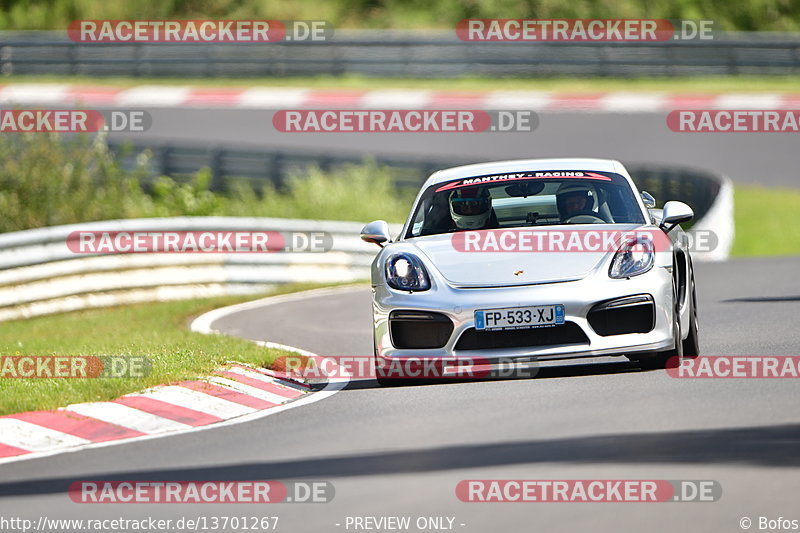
0, 363, 310, 462
2, 84, 799, 113
0, 286, 354, 465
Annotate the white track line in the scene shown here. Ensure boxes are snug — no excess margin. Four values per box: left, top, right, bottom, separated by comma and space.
485, 91, 552, 109
66, 402, 192, 434
0, 419, 91, 452
132, 386, 257, 419
361, 90, 432, 108
190, 284, 364, 336
116, 85, 192, 107
228, 363, 314, 392
225, 365, 283, 384
207, 376, 290, 404
714, 93, 782, 109
0, 84, 70, 105
237, 87, 309, 108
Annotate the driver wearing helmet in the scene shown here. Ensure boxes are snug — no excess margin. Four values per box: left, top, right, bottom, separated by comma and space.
556, 182, 596, 221
449, 187, 496, 230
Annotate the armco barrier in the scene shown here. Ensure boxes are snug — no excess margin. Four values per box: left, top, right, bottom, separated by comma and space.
1, 31, 799, 77
0, 164, 731, 321
106, 141, 732, 215
626, 163, 734, 262
0, 217, 401, 321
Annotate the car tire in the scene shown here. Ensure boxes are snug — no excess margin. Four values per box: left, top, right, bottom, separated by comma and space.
376, 375, 400, 387
373, 340, 405, 387
639, 279, 684, 370
682, 274, 700, 357
373, 340, 392, 387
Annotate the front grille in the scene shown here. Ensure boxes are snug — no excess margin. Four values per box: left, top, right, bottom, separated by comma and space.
389, 310, 453, 349
454, 322, 588, 351
587, 295, 655, 336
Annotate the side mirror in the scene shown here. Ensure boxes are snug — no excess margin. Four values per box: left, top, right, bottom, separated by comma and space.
660, 201, 694, 233
640, 191, 656, 208
360, 220, 391, 247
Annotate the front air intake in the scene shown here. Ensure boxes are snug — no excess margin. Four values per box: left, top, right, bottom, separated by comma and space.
588, 294, 655, 336
389, 311, 454, 349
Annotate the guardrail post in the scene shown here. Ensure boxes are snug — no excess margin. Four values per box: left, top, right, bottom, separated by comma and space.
272, 152, 286, 189
209, 148, 223, 191
0, 44, 10, 76
69, 42, 78, 75
135, 43, 145, 77
161, 146, 173, 175
727, 44, 738, 75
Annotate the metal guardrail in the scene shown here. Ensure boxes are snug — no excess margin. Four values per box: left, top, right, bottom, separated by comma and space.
109, 141, 445, 191
108, 141, 727, 223
2, 31, 800, 77
0, 217, 400, 321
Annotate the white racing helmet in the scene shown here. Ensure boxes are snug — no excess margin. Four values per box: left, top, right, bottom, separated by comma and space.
449, 187, 492, 230
556, 182, 596, 219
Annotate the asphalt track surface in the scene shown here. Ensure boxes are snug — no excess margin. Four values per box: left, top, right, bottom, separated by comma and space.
1, 111, 798, 532
109, 109, 800, 187
1, 256, 799, 532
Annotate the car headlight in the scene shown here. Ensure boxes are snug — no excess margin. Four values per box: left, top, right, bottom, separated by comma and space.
385, 253, 430, 291
609, 236, 655, 279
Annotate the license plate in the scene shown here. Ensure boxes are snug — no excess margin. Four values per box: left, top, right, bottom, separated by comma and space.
475, 304, 565, 331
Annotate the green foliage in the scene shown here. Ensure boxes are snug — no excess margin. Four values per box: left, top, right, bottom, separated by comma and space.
0, 0, 796, 30
227, 160, 412, 222
0, 133, 411, 233
0, 133, 153, 232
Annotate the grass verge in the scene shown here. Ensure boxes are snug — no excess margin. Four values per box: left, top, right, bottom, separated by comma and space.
0, 282, 343, 416
732, 185, 800, 257
8, 74, 800, 93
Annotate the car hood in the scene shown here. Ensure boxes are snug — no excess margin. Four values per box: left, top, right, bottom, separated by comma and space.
408, 225, 643, 288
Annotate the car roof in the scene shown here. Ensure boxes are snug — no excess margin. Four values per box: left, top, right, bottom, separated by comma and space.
424, 158, 627, 187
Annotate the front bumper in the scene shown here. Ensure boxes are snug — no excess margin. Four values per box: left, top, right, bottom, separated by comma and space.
373, 265, 675, 365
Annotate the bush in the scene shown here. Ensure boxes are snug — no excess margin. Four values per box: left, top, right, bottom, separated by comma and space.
0, 133, 412, 232
227, 160, 412, 222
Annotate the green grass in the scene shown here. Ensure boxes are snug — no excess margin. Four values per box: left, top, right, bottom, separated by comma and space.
1, 0, 798, 31
9, 74, 800, 93
732, 185, 800, 257
0, 283, 338, 415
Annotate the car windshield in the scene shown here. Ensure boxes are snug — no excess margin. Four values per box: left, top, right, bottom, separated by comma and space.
406, 171, 646, 238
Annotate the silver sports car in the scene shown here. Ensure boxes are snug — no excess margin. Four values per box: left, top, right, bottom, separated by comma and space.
361, 158, 699, 384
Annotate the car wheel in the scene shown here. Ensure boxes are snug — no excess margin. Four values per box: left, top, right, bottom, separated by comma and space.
373, 339, 405, 387
639, 279, 683, 370
373, 339, 391, 387
376, 375, 400, 387
682, 274, 700, 357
